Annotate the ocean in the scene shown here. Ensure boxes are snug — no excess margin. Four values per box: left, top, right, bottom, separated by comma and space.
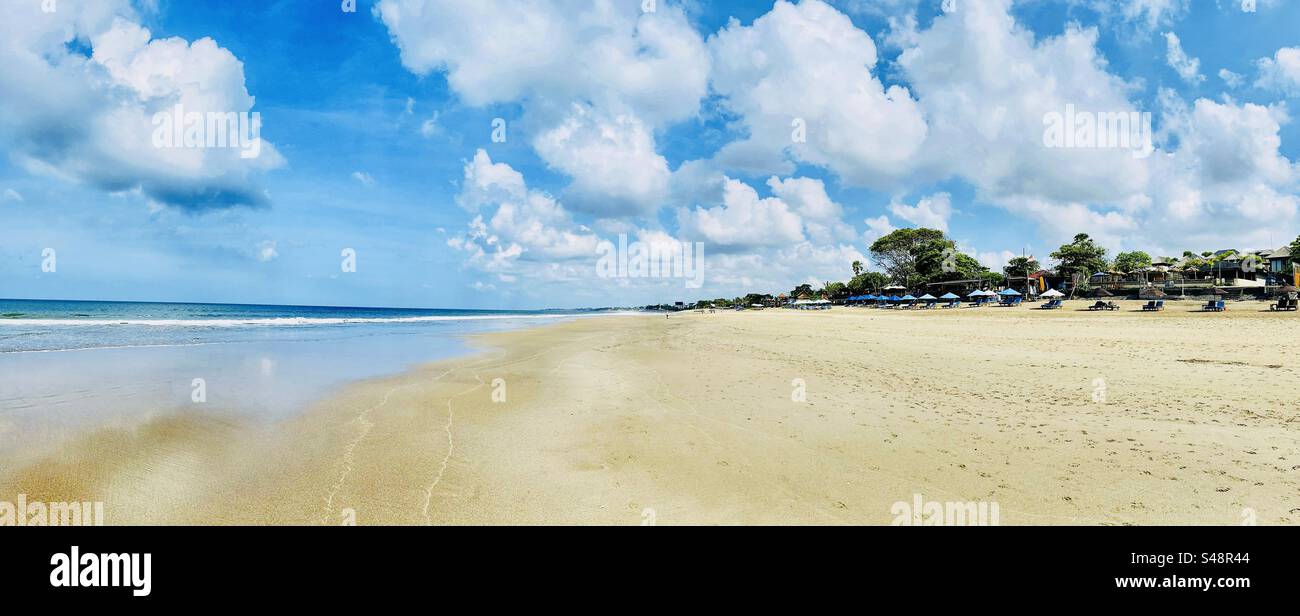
0, 299, 614, 353
0, 300, 634, 448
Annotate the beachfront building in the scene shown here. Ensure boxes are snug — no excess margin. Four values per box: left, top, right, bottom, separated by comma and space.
1265, 246, 1296, 286
1003, 270, 1064, 297
923, 278, 994, 296
1081, 248, 1295, 298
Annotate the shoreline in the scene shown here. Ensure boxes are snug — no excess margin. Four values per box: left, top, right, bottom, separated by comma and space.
1, 307, 1296, 525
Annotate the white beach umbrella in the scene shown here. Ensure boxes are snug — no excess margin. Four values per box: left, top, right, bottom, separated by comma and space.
1041, 289, 1065, 298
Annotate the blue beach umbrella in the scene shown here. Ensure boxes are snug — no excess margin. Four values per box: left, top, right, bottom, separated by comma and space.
900, 294, 917, 301
918, 294, 937, 300
940, 292, 960, 299
999, 288, 1022, 296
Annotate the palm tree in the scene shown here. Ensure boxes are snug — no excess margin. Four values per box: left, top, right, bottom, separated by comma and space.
852, 260, 864, 276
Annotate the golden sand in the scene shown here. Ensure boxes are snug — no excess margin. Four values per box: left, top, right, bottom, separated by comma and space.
3, 301, 1298, 525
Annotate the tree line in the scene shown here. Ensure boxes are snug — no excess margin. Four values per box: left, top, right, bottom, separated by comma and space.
686, 230, 1300, 308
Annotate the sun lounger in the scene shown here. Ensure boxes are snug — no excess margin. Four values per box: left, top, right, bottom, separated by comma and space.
943, 300, 961, 309
1203, 300, 1226, 312
1088, 301, 1107, 311
1271, 298, 1297, 311
1039, 299, 1062, 309
1141, 300, 1164, 311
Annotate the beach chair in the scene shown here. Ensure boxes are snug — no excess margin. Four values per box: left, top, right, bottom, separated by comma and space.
1088, 301, 1105, 311
1201, 299, 1217, 311
1141, 300, 1164, 311
1271, 298, 1298, 311
944, 300, 961, 309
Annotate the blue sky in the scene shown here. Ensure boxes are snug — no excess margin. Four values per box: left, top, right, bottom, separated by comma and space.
2, 0, 1298, 308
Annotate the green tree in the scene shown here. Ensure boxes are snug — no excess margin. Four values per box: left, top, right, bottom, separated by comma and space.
1003, 256, 1041, 278
869, 228, 947, 287
1113, 251, 1152, 274
1179, 251, 1206, 273
824, 282, 848, 300
848, 271, 890, 293
852, 260, 864, 276
791, 283, 814, 299
913, 238, 992, 283
1288, 236, 1300, 268
1051, 234, 1109, 293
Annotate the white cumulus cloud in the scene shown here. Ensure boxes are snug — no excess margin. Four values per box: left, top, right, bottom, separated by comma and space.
0, 1, 282, 211
707, 0, 927, 186
1163, 31, 1204, 85
1255, 47, 1300, 96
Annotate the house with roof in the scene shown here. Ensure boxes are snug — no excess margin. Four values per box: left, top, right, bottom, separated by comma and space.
1267, 246, 1291, 273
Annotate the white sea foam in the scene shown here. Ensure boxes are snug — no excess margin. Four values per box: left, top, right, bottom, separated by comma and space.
0, 312, 641, 328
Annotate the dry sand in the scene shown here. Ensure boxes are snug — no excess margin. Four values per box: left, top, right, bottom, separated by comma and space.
3, 301, 1298, 525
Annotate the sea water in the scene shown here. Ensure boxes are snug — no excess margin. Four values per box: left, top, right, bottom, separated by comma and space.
0, 299, 629, 450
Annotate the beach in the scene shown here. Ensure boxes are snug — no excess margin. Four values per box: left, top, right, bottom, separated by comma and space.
2, 301, 1297, 525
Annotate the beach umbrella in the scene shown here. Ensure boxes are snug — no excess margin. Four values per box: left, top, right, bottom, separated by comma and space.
966, 290, 985, 297
939, 292, 960, 300
999, 288, 1022, 296
1279, 285, 1298, 294
1041, 289, 1064, 298
900, 294, 917, 301
1139, 287, 1166, 299
889, 295, 902, 301
918, 294, 937, 300
1095, 288, 1113, 297
1209, 287, 1226, 295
